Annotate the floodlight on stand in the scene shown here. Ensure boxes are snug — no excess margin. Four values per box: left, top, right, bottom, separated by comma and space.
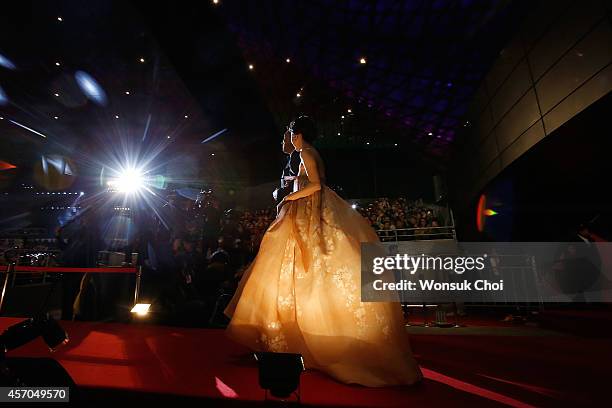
131, 303, 151, 316
254, 352, 304, 401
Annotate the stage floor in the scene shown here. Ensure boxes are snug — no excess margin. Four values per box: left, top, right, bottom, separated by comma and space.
0, 317, 608, 407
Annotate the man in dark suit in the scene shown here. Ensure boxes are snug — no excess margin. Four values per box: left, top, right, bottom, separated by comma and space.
273, 129, 301, 205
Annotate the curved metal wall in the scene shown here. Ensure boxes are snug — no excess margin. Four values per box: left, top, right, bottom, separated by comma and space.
455, 0, 612, 200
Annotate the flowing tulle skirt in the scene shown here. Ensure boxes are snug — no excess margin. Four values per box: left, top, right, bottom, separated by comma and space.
225, 186, 422, 386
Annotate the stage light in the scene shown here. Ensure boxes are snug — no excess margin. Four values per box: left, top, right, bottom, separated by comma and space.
286, 58, 291, 63
108, 167, 145, 194
248, 64, 254, 70
55, 62, 61, 66
79, 191, 84, 196
366, 142, 370, 145
54, 93, 59, 97
115, 115, 119, 119
347, 108, 352, 113
351, 203, 357, 209
341, 115, 344, 119
130, 303, 151, 316
428, 132, 433, 136
296, 93, 301, 98
125, 90, 130, 95
57, 16, 63, 22
211, 153, 215, 156
394, 143, 398, 146
167, 135, 171, 139
53, 116, 59, 120
139, 57, 145, 63
213, 0, 219, 4
359, 57, 367, 64
184, 114, 189, 118
254, 352, 304, 400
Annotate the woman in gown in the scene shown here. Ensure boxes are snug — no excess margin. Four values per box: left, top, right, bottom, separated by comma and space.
225, 116, 422, 387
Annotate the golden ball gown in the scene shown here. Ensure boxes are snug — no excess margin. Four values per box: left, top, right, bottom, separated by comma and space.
225, 174, 422, 387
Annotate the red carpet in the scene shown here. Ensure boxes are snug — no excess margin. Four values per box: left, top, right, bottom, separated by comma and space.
0, 317, 609, 407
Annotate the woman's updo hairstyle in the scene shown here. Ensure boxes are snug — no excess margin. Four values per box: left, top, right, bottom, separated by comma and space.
290, 115, 318, 144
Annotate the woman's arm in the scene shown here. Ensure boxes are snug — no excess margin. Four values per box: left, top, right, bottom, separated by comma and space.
284, 149, 321, 201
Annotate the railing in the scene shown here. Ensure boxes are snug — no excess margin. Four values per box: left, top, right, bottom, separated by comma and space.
375, 226, 457, 242
0, 248, 61, 287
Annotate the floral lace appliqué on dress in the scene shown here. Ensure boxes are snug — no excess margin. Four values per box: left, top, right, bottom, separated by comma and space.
225, 185, 422, 387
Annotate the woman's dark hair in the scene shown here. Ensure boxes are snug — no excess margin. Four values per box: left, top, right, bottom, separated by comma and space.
290, 115, 317, 143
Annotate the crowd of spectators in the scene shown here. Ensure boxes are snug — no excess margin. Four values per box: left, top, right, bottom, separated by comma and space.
356, 197, 450, 240
1, 191, 452, 326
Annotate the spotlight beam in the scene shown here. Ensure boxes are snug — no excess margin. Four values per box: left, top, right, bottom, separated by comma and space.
201, 128, 228, 144
7, 119, 48, 138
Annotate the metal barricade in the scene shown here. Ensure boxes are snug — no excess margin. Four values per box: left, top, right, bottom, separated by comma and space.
376, 225, 457, 242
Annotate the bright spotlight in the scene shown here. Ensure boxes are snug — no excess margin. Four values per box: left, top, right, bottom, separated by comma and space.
130, 303, 151, 316
108, 168, 145, 194
351, 203, 357, 209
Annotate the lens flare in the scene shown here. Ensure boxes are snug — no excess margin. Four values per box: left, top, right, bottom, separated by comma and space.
0, 85, 8, 105
0, 160, 17, 170
0, 53, 16, 70
476, 194, 486, 233
75, 70, 107, 105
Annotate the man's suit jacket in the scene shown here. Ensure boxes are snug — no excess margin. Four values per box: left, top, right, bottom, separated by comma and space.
274, 150, 301, 204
